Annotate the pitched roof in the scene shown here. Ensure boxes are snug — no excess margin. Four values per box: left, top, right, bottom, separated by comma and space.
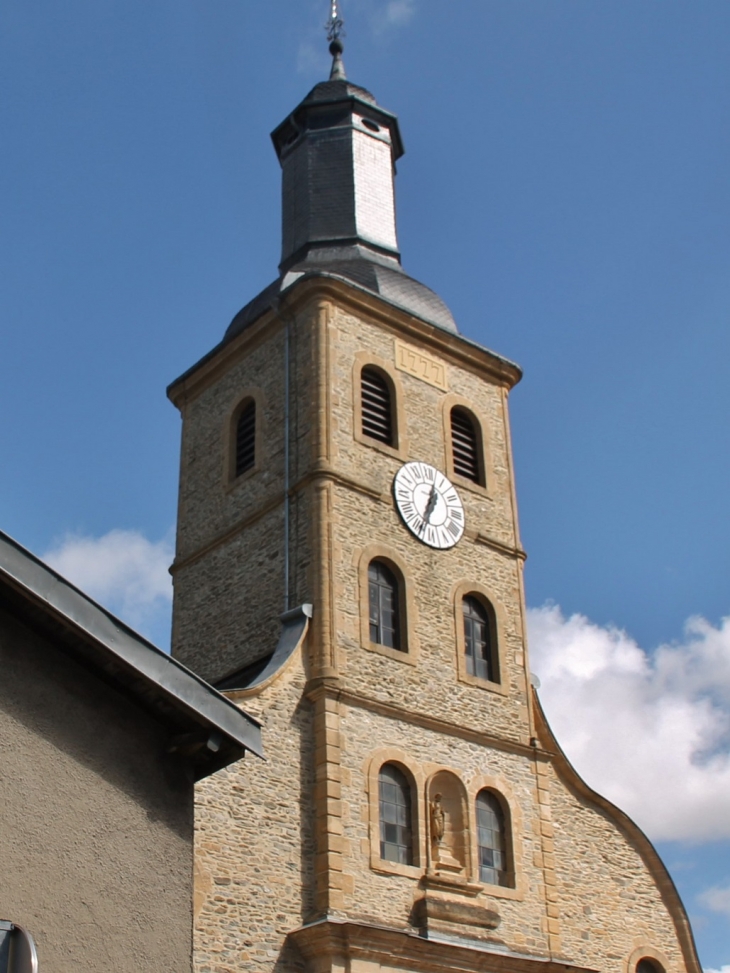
0, 530, 263, 778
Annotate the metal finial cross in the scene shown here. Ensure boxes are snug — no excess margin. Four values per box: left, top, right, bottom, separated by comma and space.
326, 0, 345, 43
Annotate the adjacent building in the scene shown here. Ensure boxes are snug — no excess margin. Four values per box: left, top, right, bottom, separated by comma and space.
0, 530, 262, 973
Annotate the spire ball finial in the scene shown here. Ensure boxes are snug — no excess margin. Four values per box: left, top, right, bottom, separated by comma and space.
325, 0, 347, 80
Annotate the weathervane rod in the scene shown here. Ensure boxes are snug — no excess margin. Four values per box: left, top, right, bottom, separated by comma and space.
325, 0, 347, 80
327, 0, 345, 42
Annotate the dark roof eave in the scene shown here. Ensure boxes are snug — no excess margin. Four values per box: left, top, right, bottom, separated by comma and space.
271, 93, 404, 162
0, 531, 263, 773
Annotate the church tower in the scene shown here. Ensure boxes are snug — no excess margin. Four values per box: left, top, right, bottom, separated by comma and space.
168, 20, 701, 973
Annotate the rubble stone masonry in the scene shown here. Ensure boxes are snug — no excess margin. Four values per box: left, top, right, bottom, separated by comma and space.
169, 280, 700, 973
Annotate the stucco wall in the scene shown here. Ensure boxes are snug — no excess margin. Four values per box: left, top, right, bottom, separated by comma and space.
0, 605, 194, 973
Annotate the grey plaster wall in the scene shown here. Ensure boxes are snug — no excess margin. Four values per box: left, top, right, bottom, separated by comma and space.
0, 605, 194, 973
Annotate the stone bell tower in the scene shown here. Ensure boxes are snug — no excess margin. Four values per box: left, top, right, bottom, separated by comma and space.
168, 18, 701, 973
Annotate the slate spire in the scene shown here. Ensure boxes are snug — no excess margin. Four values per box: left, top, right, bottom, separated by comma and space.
247, 3, 458, 336
271, 9, 403, 273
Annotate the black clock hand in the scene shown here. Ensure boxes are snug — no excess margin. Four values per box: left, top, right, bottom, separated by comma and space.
423, 485, 438, 523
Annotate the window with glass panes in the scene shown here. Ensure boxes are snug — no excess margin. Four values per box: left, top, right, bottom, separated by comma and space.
476, 790, 507, 885
463, 596, 497, 681
369, 561, 401, 649
378, 764, 413, 864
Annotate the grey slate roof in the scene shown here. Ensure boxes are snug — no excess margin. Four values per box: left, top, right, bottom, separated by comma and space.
225, 245, 458, 342
0, 530, 263, 777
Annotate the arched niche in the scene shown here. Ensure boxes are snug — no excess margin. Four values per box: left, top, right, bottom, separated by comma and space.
426, 770, 468, 876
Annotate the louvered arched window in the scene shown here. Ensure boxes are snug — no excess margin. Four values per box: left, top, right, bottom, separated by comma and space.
463, 595, 498, 682
235, 400, 256, 477
361, 367, 394, 446
378, 763, 413, 864
368, 560, 401, 650
450, 407, 481, 484
476, 790, 508, 886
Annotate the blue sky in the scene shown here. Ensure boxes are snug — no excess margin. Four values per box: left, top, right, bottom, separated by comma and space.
0, 1, 728, 966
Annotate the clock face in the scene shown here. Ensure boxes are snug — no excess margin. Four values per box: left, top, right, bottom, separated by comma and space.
393, 462, 465, 549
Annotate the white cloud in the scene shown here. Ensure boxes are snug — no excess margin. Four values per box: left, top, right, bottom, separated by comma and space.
381, 0, 416, 28
42, 529, 174, 646
705, 967, 730, 973
344, 0, 416, 36
527, 604, 730, 842
699, 884, 730, 919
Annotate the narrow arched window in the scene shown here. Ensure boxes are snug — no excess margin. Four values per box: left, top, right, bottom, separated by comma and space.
451, 407, 481, 483
463, 596, 498, 682
361, 367, 394, 445
378, 764, 413, 864
476, 790, 508, 886
368, 561, 401, 650
235, 400, 256, 477
637, 961, 664, 973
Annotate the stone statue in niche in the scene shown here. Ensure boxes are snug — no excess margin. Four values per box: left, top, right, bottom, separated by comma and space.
429, 792, 462, 873
430, 794, 445, 845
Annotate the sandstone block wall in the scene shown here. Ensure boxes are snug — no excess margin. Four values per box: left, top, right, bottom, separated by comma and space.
193, 659, 315, 973
173, 282, 696, 973
192, 651, 691, 973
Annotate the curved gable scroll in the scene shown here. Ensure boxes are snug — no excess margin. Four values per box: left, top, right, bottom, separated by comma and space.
534, 690, 702, 973
214, 604, 312, 697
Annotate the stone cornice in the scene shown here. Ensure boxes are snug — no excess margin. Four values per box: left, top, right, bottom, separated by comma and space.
305, 681, 537, 760
167, 275, 522, 409
289, 917, 597, 973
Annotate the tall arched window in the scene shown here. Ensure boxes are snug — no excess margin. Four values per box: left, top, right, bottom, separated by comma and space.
235, 400, 256, 477
476, 790, 508, 886
378, 764, 413, 864
450, 407, 481, 484
369, 560, 401, 650
463, 596, 498, 682
361, 367, 394, 446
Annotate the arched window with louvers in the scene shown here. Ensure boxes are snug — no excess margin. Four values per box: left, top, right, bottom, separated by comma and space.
450, 407, 484, 485
233, 398, 257, 479
361, 366, 395, 447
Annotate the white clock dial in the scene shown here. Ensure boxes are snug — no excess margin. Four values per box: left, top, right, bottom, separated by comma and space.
393, 462, 465, 549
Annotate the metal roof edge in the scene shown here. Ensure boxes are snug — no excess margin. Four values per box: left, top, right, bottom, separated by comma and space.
0, 529, 263, 763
